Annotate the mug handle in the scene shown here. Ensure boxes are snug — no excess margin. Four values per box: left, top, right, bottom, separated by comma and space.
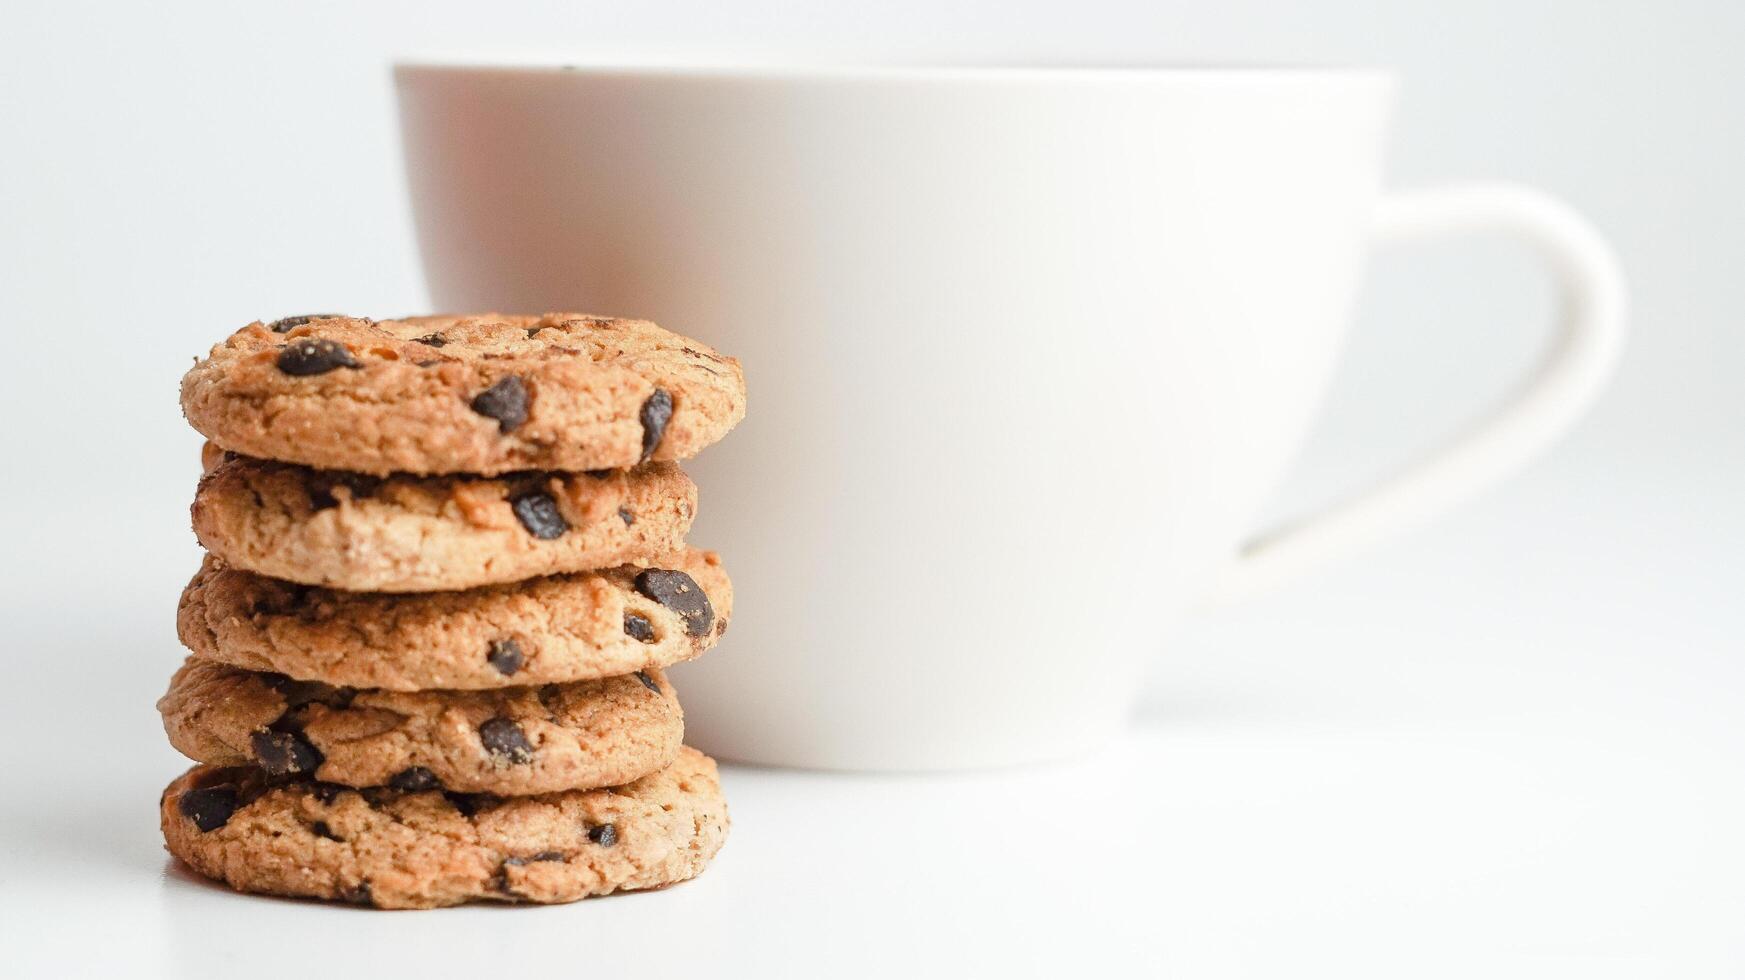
1209, 182, 1628, 605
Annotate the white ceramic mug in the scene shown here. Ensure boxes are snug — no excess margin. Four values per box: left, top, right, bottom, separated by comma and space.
396, 65, 1625, 771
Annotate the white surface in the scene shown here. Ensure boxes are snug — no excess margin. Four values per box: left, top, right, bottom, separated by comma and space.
2, 0, 1742, 974
2, 457, 1741, 976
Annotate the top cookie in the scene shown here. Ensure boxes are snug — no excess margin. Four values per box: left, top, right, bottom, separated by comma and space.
181, 313, 746, 476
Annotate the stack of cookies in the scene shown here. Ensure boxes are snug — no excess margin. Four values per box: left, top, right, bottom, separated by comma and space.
157, 313, 746, 909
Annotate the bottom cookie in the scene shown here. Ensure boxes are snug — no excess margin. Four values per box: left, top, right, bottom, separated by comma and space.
160, 746, 728, 909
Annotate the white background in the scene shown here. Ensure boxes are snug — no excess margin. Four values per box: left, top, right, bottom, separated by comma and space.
1, 2, 1741, 976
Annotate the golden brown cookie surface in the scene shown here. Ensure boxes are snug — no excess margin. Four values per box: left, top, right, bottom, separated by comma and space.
190, 453, 696, 592
160, 746, 729, 909
176, 549, 730, 689
158, 659, 684, 795
181, 313, 745, 476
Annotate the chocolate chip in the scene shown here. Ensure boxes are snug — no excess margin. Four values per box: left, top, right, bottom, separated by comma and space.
310, 781, 349, 803
413, 333, 447, 347
617, 506, 635, 525
445, 792, 491, 817
588, 823, 618, 847
338, 882, 373, 906
486, 638, 525, 676
586, 469, 613, 479
623, 612, 655, 643
263, 674, 353, 709
634, 569, 713, 637
304, 471, 381, 511
639, 388, 673, 461
388, 766, 442, 792
536, 684, 563, 714
634, 670, 661, 694
510, 492, 568, 539
479, 718, 534, 762
471, 376, 529, 432
310, 820, 343, 841
251, 729, 323, 776
503, 850, 565, 866
178, 785, 239, 832
524, 326, 548, 339
268, 314, 343, 333
276, 337, 359, 375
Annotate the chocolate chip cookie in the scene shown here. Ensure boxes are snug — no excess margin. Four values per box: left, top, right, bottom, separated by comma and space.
181, 313, 746, 476
176, 549, 730, 690
160, 745, 729, 908
159, 659, 683, 795
191, 452, 695, 592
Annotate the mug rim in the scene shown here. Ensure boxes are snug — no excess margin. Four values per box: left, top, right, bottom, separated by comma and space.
392, 60, 1394, 86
